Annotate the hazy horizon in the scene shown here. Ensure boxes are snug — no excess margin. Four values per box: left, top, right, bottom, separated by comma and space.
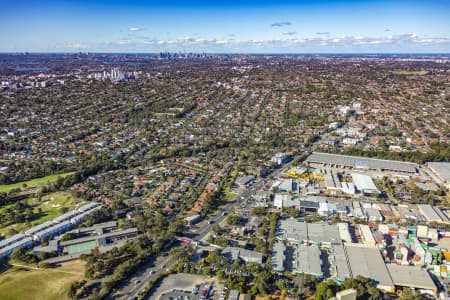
1, 0, 449, 53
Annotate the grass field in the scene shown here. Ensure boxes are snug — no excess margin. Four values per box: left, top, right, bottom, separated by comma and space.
0, 260, 85, 300
0, 172, 75, 194
393, 70, 428, 76
0, 192, 85, 237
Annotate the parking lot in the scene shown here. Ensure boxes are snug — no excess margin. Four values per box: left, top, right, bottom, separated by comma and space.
160, 283, 214, 300
149, 274, 222, 300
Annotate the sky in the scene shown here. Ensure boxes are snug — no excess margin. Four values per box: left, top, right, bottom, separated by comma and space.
1, 0, 450, 53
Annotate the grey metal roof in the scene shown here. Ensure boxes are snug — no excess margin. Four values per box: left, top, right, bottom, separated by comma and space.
418, 204, 450, 223
428, 162, 450, 182
386, 264, 436, 290
277, 219, 308, 243
330, 243, 351, 281
272, 242, 285, 272
306, 152, 418, 173
307, 222, 340, 244
345, 245, 393, 288
277, 220, 341, 244
221, 246, 263, 264
292, 245, 322, 277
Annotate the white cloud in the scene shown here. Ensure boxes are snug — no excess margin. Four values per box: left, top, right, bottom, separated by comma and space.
129, 27, 145, 32
59, 33, 450, 53
271, 22, 292, 27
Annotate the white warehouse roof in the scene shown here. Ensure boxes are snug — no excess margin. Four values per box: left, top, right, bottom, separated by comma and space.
351, 173, 380, 194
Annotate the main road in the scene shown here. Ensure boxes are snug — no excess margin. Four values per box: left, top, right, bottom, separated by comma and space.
114, 151, 308, 299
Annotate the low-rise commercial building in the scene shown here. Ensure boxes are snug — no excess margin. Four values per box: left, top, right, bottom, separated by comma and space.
345, 245, 394, 292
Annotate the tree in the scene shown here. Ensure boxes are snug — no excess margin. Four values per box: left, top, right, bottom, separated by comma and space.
399, 288, 425, 300
10, 248, 25, 262
315, 282, 333, 300
60, 207, 69, 214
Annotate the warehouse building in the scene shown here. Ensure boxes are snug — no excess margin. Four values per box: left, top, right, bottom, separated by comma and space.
345, 245, 394, 292
292, 245, 323, 278
222, 246, 263, 264
277, 219, 308, 244
273, 194, 300, 209
277, 220, 344, 246
272, 242, 286, 272
306, 152, 418, 174
329, 243, 351, 282
337, 223, 353, 244
386, 264, 437, 295
351, 173, 380, 195
358, 224, 376, 248
427, 162, 450, 190
418, 204, 450, 224
323, 169, 355, 195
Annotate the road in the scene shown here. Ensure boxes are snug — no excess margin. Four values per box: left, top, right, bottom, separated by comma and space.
190, 152, 306, 242
113, 253, 175, 300
114, 151, 308, 299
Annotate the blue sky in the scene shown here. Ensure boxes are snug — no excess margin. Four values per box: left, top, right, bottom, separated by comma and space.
1, 0, 449, 53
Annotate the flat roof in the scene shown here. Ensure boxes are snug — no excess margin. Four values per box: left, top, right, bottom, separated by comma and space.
277, 220, 341, 244
61, 227, 138, 246
272, 242, 286, 272
306, 152, 417, 173
386, 264, 436, 291
324, 169, 341, 189
277, 219, 308, 243
307, 222, 340, 244
427, 162, 450, 182
337, 223, 352, 244
345, 245, 393, 288
330, 243, 351, 281
418, 205, 450, 223
293, 245, 322, 277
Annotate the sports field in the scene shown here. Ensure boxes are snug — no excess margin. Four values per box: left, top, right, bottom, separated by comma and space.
0, 172, 75, 194
392, 70, 428, 75
0, 260, 85, 300
0, 191, 85, 237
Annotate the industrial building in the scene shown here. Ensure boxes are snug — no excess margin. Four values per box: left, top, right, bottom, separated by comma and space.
272, 242, 286, 272
337, 223, 353, 244
221, 246, 263, 264
358, 224, 376, 248
277, 219, 308, 244
427, 162, 450, 190
292, 245, 323, 278
418, 204, 450, 224
273, 194, 300, 209
386, 264, 437, 295
277, 219, 342, 246
328, 243, 351, 282
306, 152, 418, 174
351, 173, 380, 195
345, 245, 394, 292
323, 169, 355, 195
278, 179, 297, 193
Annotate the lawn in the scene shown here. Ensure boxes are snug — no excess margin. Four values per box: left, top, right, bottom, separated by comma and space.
224, 190, 238, 202
393, 70, 428, 76
0, 192, 85, 237
0, 260, 85, 300
0, 172, 75, 194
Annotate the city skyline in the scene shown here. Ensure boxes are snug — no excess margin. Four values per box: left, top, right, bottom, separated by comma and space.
1, 0, 450, 53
